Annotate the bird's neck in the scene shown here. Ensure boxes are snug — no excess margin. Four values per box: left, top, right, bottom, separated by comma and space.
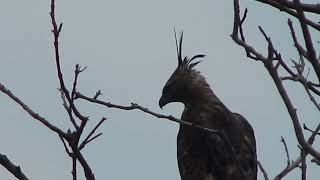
184, 83, 221, 110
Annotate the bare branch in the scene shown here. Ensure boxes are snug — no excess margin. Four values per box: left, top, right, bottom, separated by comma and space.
0, 83, 68, 139
84, 133, 103, 147
232, 0, 320, 162
277, 0, 320, 14
70, 147, 95, 180
93, 90, 102, 100
311, 158, 320, 165
60, 135, 72, 157
292, 0, 320, 82
273, 156, 301, 180
79, 117, 106, 150
50, 0, 88, 123
300, 148, 307, 180
254, 0, 320, 31
257, 161, 270, 180
304, 124, 320, 136
280, 137, 291, 167
0, 153, 29, 180
75, 92, 220, 134
59, 89, 79, 130
72, 156, 77, 180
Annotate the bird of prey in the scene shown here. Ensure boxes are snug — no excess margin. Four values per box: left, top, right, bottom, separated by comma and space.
159, 31, 257, 180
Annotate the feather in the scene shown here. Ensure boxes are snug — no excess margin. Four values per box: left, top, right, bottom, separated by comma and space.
160, 32, 257, 180
174, 28, 182, 65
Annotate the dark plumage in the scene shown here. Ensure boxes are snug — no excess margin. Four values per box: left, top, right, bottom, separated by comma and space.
159, 31, 257, 180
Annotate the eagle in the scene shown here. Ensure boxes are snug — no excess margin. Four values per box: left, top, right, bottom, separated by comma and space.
159, 31, 257, 180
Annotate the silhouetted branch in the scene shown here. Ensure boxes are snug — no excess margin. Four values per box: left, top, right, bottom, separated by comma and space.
257, 161, 270, 180
292, 0, 320, 82
0, 153, 29, 180
79, 117, 106, 150
0, 83, 68, 139
274, 156, 301, 180
75, 91, 220, 134
232, 0, 320, 163
276, 0, 320, 13
300, 148, 307, 180
254, 0, 320, 31
281, 137, 291, 167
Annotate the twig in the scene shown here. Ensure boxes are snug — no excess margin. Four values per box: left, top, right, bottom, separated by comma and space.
273, 156, 301, 180
75, 92, 220, 134
280, 137, 291, 167
93, 90, 102, 99
304, 124, 320, 136
50, 0, 88, 122
0, 83, 68, 139
84, 133, 103, 147
257, 161, 270, 180
60, 135, 72, 157
59, 89, 79, 130
0, 153, 29, 180
79, 117, 106, 150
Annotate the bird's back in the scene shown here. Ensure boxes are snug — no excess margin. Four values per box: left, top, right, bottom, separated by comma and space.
177, 105, 257, 180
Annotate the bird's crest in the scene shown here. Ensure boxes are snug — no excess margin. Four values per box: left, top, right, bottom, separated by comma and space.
174, 29, 206, 70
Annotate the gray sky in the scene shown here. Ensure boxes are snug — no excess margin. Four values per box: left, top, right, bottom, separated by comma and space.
1, 0, 319, 179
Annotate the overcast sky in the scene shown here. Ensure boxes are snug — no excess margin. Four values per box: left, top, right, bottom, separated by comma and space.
1, 0, 319, 179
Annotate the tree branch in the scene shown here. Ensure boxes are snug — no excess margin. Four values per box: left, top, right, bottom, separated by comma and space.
79, 117, 106, 150
75, 91, 220, 134
257, 161, 270, 180
292, 0, 320, 82
254, 0, 320, 31
0, 83, 68, 139
232, 0, 320, 163
0, 153, 29, 180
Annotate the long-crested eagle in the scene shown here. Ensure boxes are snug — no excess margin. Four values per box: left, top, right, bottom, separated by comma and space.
159, 31, 257, 180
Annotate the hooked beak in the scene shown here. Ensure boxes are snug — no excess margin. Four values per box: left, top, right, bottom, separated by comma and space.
159, 95, 168, 109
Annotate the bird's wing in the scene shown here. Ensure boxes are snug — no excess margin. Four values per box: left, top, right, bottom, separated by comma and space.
201, 111, 257, 180
233, 112, 257, 180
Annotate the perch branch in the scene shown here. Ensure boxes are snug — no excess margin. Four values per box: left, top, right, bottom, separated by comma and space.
75, 92, 219, 134
0, 153, 29, 180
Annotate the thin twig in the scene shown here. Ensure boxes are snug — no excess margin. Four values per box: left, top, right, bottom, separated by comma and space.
280, 137, 291, 167
257, 161, 270, 180
273, 156, 301, 180
50, 0, 88, 122
79, 117, 106, 150
60, 135, 72, 157
84, 133, 103, 147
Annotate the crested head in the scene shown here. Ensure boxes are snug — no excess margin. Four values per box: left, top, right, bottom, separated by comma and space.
174, 30, 205, 72
159, 30, 215, 109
